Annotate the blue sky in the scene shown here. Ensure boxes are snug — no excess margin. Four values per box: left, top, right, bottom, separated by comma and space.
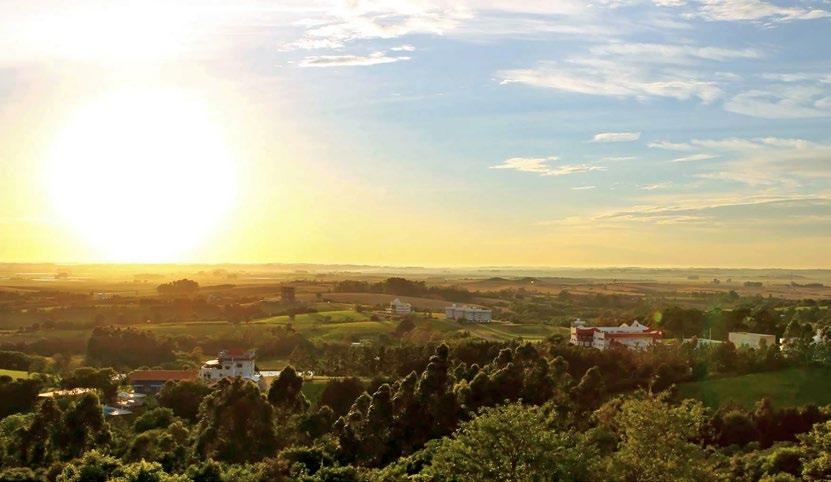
0, 0, 830, 266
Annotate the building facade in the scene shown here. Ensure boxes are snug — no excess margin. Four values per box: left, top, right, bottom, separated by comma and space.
570, 320, 663, 350
199, 348, 265, 390
128, 370, 198, 395
388, 298, 412, 316
728, 332, 776, 349
445, 304, 492, 322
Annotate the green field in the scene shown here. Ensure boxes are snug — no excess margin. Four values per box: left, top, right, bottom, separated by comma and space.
0, 368, 32, 379
677, 367, 831, 409
301, 378, 330, 405
0, 307, 568, 358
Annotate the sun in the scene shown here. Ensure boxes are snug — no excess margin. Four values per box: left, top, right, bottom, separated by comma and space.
47, 88, 236, 262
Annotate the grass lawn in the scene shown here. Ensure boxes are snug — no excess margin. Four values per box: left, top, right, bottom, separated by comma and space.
302, 377, 330, 405
0, 368, 33, 379
677, 367, 831, 409
261, 375, 331, 405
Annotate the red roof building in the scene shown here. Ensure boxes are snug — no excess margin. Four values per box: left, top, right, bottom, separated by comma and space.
128, 370, 198, 394
570, 320, 663, 350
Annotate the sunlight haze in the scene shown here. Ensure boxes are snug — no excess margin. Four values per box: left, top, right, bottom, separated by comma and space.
0, 0, 829, 267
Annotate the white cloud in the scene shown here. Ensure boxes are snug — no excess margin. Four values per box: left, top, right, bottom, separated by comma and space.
671, 153, 719, 162
547, 164, 607, 176
640, 182, 673, 190
499, 58, 723, 103
589, 42, 761, 63
592, 131, 641, 142
490, 157, 605, 176
543, 195, 831, 228
696, 0, 831, 22
602, 156, 637, 161
298, 51, 410, 67
725, 85, 831, 119
648, 141, 694, 151
390, 44, 416, 52
572, 185, 597, 190
672, 136, 831, 185
490, 156, 556, 174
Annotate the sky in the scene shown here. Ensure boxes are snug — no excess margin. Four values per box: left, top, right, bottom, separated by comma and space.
0, 0, 830, 267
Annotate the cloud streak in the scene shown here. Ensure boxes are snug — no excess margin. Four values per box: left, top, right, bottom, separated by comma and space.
490, 157, 606, 177
592, 131, 641, 142
298, 51, 410, 67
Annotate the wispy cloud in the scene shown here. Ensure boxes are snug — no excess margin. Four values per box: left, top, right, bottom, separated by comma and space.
640, 182, 673, 190
572, 185, 597, 190
589, 42, 761, 63
490, 157, 605, 177
648, 141, 694, 151
725, 84, 831, 119
298, 51, 410, 67
671, 153, 718, 162
592, 131, 641, 142
499, 56, 723, 104
539, 195, 831, 228
489, 156, 555, 174
696, 0, 831, 23
659, 136, 831, 185
602, 156, 638, 161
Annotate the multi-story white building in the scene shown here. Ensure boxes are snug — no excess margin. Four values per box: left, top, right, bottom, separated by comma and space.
388, 298, 412, 315
728, 332, 776, 349
199, 349, 265, 390
570, 320, 663, 350
445, 304, 492, 322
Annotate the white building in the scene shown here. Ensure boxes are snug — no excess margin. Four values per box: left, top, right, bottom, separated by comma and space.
728, 332, 776, 349
388, 298, 412, 315
445, 304, 492, 322
199, 349, 266, 390
570, 320, 663, 350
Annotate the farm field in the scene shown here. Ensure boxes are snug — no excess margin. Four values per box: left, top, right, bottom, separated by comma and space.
0, 306, 567, 354
677, 367, 831, 409
0, 368, 33, 379
323, 292, 452, 311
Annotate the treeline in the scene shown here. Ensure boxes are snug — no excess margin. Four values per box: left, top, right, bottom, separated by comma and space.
3, 339, 831, 481
333, 277, 473, 303
156, 279, 199, 296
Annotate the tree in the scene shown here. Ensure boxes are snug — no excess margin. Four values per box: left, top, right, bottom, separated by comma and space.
60, 367, 119, 402
268, 365, 310, 414
318, 377, 365, 416
426, 403, 594, 481
158, 380, 212, 422
156, 279, 199, 296
9, 397, 62, 467
0, 377, 41, 419
609, 394, 719, 482
57, 393, 111, 460
193, 377, 278, 463
56, 450, 122, 482
133, 407, 178, 433
570, 366, 605, 411
799, 420, 831, 480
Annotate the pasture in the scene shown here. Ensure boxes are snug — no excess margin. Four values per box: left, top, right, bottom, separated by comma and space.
0, 368, 33, 379
677, 367, 831, 409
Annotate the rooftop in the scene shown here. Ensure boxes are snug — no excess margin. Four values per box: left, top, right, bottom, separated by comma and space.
128, 370, 198, 382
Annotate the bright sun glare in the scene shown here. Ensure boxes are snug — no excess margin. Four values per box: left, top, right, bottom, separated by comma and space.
47, 88, 236, 262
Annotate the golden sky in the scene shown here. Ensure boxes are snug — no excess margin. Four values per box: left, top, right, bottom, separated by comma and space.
1, 1, 830, 268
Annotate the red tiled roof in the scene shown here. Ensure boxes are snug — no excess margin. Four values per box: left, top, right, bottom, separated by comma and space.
128, 370, 198, 382
601, 331, 663, 339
